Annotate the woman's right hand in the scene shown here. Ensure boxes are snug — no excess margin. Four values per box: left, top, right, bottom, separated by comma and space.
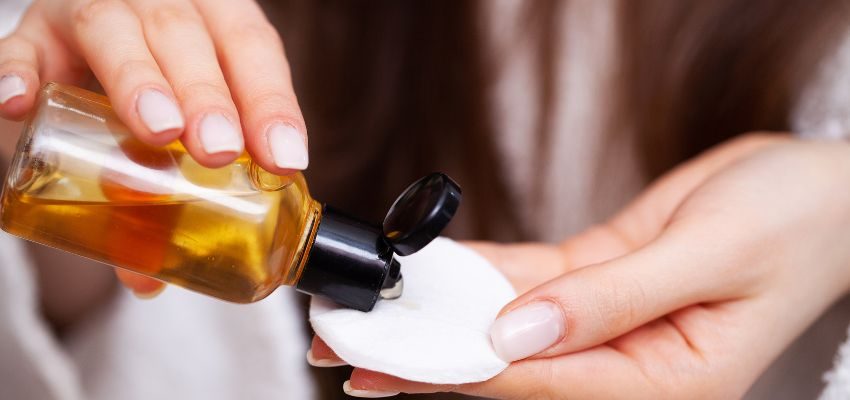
0, 0, 309, 297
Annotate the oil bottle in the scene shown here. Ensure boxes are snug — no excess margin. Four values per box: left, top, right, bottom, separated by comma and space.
0, 83, 461, 311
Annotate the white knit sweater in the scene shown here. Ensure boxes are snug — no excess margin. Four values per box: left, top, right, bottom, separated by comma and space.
794, 26, 850, 400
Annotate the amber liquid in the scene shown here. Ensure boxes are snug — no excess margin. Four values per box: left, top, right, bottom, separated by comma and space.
0, 84, 320, 303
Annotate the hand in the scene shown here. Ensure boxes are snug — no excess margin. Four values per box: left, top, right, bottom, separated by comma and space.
0, 0, 307, 170
0, 0, 307, 171
311, 134, 850, 398
0, 0, 308, 296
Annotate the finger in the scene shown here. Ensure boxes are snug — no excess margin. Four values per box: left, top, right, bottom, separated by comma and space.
344, 369, 448, 398
471, 134, 790, 363
488, 220, 746, 363
465, 219, 658, 296
0, 36, 38, 120
126, 0, 244, 167
337, 233, 723, 397
58, 0, 185, 146
115, 268, 166, 298
16, 3, 91, 84
0, 5, 48, 120
191, 0, 307, 174
307, 336, 348, 367
346, 347, 659, 399
465, 241, 571, 294
1, 4, 95, 120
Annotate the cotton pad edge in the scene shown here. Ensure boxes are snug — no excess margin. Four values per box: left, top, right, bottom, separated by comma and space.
309, 238, 516, 384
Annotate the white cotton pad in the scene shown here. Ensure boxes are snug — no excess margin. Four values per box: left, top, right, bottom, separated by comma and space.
309, 237, 517, 384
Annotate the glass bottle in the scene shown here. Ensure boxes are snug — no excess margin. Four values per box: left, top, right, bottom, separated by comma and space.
0, 83, 461, 311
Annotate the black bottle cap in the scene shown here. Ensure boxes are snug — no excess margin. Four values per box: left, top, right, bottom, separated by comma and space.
295, 173, 462, 311
383, 173, 461, 256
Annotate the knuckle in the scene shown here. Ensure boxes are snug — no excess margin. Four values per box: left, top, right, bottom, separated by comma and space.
111, 59, 156, 86
0, 36, 29, 52
0, 59, 35, 75
73, 0, 129, 27
226, 21, 282, 48
142, 5, 204, 35
112, 59, 152, 82
644, 349, 736, 399
0, 36, 36, 62
527, 359, 559, 400
666, 377, 742, 400
245, 90, 296, 114
591, 274, 647, 337
176, 80, 232, 104
650, 370, 694, 399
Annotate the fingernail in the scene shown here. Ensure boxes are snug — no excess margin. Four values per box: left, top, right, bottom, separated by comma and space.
0, 75, 26, 104
137, 89, 184, 133
199, 114, 243, 154
306, 350, 347, 367
490, 301, 565, 362
342, 381, 399, 398
267, 123, 308, 170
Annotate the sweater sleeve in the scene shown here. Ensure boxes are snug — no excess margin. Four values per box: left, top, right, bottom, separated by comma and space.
821, 324, 850, 400
793, 28, 850, 400
793, 28, 850, 140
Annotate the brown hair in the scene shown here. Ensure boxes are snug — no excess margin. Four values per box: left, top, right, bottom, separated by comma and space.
264, 1, 527, 242
261, 0, 849, 241
617, 0, 850, 177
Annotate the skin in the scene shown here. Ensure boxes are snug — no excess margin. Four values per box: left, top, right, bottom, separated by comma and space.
0, 0, 306, 294
4, 2, 850, 398
0, 0, 305, 170
311, 134, 850, 398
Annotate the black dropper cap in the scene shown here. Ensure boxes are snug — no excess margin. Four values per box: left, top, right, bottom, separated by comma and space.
295, 173, 462, 311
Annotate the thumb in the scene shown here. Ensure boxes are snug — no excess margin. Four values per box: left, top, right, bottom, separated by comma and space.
488, 222, 729, 363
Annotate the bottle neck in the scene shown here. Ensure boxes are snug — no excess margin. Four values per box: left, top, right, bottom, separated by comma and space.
294, 205, 400, 312
280, 199, 323, 286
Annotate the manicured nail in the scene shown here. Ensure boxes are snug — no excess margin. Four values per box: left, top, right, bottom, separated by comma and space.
199, 114, 243, 155
306, 350, 347, 367
137, 89, 184, 133
0, 75, 26, 104
342, 381, 399, 398
490, 301, 565, 362
267, 123, 308, 170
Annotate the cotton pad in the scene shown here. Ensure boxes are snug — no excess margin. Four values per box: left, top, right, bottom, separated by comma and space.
309, 237, 517, 384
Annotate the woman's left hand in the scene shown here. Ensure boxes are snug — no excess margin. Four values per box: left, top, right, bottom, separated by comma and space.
310, 133, 850, 399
